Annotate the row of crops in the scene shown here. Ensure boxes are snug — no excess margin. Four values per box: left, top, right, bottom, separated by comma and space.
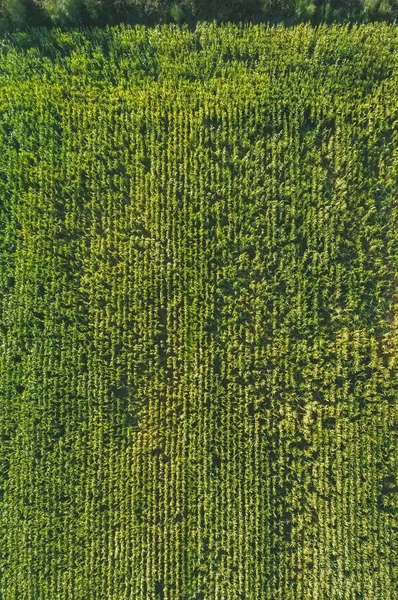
0, 23, 397, 600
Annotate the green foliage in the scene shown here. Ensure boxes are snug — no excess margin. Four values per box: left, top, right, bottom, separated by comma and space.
36, 0, 83, 23
362, 0, 395, 17
0, 0, 397, 30
295, 0, 316, 20
169, 3, 183, 23
379, 0, 394, 16
2, 0, 27, 26
0, 23, 397, 600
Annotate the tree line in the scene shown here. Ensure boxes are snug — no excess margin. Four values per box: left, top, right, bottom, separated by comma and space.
0, 0, 397, 31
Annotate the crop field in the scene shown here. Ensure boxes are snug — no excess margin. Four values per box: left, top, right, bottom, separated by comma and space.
0, 23, 397, 600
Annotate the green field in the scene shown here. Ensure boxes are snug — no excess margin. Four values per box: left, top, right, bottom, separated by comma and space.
0, 24, 397, 600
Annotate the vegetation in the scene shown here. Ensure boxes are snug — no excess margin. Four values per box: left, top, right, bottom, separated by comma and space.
0, 23, 397, 600
0, 0, 397, 30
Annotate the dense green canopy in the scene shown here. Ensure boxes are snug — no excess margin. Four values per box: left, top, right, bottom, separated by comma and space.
0, 0, 397, 31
